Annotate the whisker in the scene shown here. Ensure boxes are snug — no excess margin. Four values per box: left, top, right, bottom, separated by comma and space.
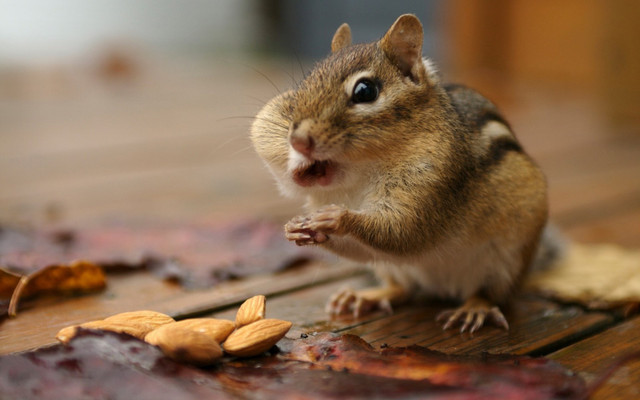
226, 143, 256, 158
284, 65, 296, 89
294, 52, 308, 81
243, 63, 283, 95
216, 115, 289, 131
253, 116, 289, 130
251, 115, 290, 130
292, 60, 296, 86
212, 135, 245, 152
244, 94, 270, 107
216, 115, 259, 123
215, 115, 258, 127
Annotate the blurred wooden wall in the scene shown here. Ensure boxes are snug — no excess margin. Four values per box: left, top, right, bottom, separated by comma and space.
445, 0, 640, 136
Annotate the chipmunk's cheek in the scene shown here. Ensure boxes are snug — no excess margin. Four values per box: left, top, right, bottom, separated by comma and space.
292, 160, 337, 187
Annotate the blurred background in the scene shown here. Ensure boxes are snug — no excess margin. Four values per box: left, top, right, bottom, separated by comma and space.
1, 0, 639, 243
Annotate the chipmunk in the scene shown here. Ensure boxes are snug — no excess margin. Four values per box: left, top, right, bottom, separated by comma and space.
250, 14, 549, 333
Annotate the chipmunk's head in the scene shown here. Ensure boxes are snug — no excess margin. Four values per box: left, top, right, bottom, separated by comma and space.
285, 14, 439, 191
250, 15, 443, 198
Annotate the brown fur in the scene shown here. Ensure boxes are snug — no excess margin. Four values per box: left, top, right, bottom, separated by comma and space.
250, 15, 549, 330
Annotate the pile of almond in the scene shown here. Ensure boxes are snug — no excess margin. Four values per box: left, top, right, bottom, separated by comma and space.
55, 295, 292, 366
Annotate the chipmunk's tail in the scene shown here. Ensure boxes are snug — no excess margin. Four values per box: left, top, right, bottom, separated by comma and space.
531, 223, 569, 271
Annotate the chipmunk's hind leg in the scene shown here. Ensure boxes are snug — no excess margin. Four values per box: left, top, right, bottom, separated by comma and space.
436, 295, 509, 333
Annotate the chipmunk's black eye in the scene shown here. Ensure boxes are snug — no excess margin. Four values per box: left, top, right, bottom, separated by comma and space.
352, 79, 379, 103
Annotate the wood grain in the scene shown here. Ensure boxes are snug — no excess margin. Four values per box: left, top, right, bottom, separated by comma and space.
0, 261, 362, 355
564, 206, 640, 247
549, 317, 640, 399
213, 275, 616, 358
345, 295, 614, 356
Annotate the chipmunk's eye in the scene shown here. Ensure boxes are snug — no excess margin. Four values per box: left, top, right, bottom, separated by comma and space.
352, 79, 379, 103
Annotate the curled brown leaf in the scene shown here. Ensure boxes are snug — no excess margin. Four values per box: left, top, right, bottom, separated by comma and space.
3, 261, 106, 317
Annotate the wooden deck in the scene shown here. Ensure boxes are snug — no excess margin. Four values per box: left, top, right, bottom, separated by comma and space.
1, 59, 639, 398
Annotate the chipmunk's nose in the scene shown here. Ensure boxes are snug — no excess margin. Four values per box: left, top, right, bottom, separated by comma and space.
290, 133, 315, 157
289, 122, 315, 157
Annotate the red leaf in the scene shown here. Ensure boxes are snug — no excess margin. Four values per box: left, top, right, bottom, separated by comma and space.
0, 330, 587, 399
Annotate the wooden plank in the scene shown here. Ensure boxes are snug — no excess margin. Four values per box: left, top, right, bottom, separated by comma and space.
211, 274, 616, 358
0, 62, 290, 158
211, 273, 383, 338
0, 261, 363, 355
0, 156, 298, 225
344, 294, 614, 356
563, 206, 640, 247
0, 131, 246, 189
545, 142, 640, 221
551, 177, 640, 227
549, 316, 640, 399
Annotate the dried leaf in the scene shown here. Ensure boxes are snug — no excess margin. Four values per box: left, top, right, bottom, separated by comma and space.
4, 261, 106, 317
527, 243, 640, 310
0, 330, 587, 399
0, 268, 22, 299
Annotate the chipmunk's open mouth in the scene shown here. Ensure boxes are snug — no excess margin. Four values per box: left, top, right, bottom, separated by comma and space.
292, 160, 336, 187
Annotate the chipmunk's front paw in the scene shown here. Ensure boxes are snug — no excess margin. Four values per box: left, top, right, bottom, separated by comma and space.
284, 204, 347, 246
436, 296, 509, 333
285, 215, 327, 246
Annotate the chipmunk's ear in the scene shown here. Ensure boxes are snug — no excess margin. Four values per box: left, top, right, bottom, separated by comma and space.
331, 23, 352, 52
380, 14, 424, 80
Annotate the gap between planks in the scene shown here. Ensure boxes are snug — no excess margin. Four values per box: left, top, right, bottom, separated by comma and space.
549, 316, 640, 399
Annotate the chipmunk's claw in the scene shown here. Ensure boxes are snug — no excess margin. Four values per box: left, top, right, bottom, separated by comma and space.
326, 287, 394, 318
437, 297, 509, 333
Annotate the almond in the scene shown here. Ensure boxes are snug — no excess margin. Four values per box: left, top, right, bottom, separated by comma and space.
104, 310, 175, 332
223, 318, 292, 357
55, 325, 81, 344
165, 318, 235, 343
56, 310, 175, 344
81, 320, 151, 339
145, 325, 222, 366
56, 319, 150, 343
235, 295, 266, 328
